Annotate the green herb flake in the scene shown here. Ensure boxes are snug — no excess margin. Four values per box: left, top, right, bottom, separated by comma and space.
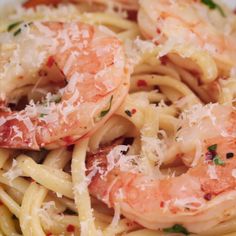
50, 96, 61, 104
13, 28, 22, 37
100, 95, 113, 118
213, 154, 225, 166
163, 224, 189, 235
208, 144, 217, 152
201, 0, 225, 17
125, 110, 132, 117
177, 126, 182, 132
54, 97, 61, 103
7, 21, 23, 32
40, 113, 47, 118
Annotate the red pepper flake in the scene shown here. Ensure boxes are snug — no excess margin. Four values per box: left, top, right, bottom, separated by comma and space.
205, 151, 214, 161
156, 28, 161, 34
160, 56, 168, 65
63, 136, 74, 144
203, 193, 212, 201
160, 201, 165, 208
131, 108, 137, 114
66, 224, 75, 232
0, 201, 3, 206
127, 10, 137, 21
46, 233, 52, 236
137, 80, 147, 87
46, 56, 54, 68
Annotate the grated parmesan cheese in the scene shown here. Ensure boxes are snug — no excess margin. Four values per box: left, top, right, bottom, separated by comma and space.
232, 169, 236, 179
3, 159, 23, 183
207, 165, 218, 180
173, 197, 203, 210
80, 220, 89, 236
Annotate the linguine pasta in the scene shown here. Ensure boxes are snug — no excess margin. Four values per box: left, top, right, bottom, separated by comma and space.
1, 0, 236, 235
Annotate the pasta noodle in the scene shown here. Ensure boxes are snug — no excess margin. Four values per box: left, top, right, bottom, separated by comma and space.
1, 0, 236, 235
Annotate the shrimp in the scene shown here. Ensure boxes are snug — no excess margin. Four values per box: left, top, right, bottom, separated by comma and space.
138, 0, 236, 74
87, 104, 236, 234
23, 0, 64, 8
23, 0, 139, 11
0, 21, 130, 149
78, 0, 139, 10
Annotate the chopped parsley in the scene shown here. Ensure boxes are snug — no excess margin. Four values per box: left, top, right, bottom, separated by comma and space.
13, 28, 21, 36
206, 144, 225, 165
40, 113, 47, 118
50, 95, 61, 104
125, 110, 132, 117
177, 126, 182, 132
7, 21, 22, 32
100, 95, 113, 118
201, 0, 225, 17
163, 224, 189, 235
208, 144, 217, 151
213, 154, 225, 166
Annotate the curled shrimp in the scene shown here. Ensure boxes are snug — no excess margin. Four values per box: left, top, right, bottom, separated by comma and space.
87, 104, 236, 233
0, 21, 130, 149
138, 0, 236, 77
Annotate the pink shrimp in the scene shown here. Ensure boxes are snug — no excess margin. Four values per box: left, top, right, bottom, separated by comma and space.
23, 0, 139, 11
138, 0, 236, 74
84, 0, 139, 10
87, 104, 236, 234
0, 21, 130, 149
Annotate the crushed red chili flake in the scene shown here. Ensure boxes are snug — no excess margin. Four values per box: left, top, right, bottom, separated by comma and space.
160, 56, 168, 65
46, 233, 52, 236
160, 201, 165, 208
46, 56, 55, 68
63, 136, 74, 144
204, 193, 212, 201
127, 10, 137, 21
131, 108, 137, 114
156, 28, 161, 34
205, 151, 214, 161
0, 201, 3, 206
66, 224, 75, 232
137, 80, 148, 87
